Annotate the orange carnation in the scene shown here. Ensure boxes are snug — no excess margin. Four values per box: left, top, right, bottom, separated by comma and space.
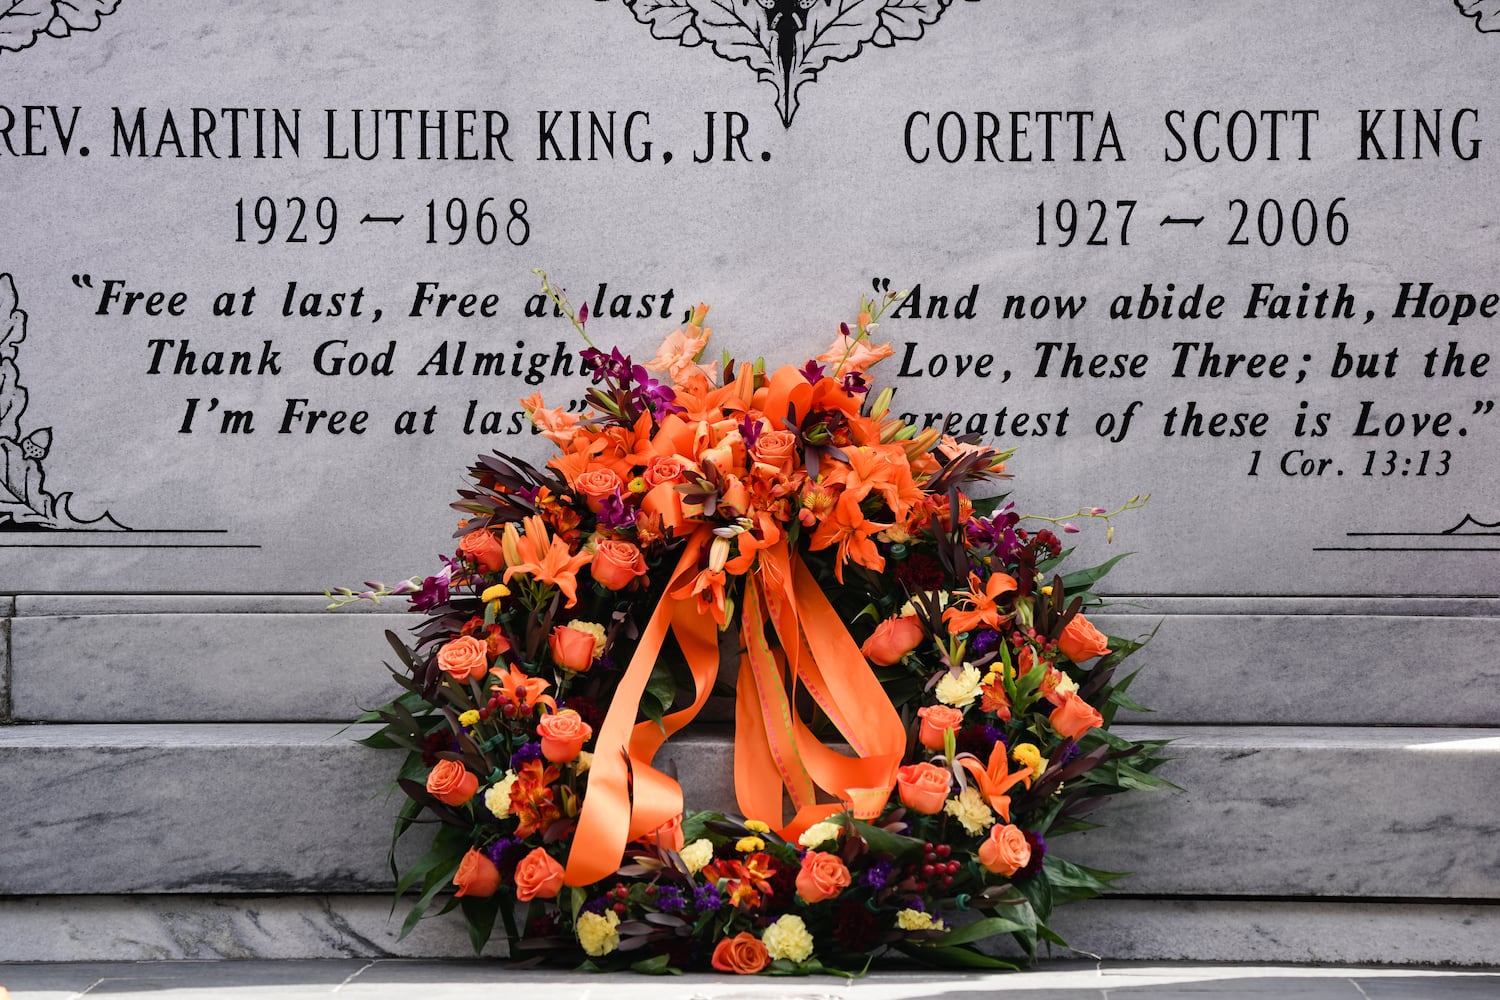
895, 762, 951, 814
513, 847, 565, 901
452, 847, 500, 898
711, 932, 770, 974
426, 758, 478, 807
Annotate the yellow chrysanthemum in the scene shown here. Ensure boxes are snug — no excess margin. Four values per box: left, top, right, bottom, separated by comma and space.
744, 819, 771, 834
896, 908, 946, 932
798, 821, 842, 849
458, 710, 481, 727
761, 914, 814, 962
943, 785, 995, 836
735, 835, 765, 853
576, 910, 620, 957
679, 838, 714, 875
481, 583, 510, 604
1012, 742, 1046, 780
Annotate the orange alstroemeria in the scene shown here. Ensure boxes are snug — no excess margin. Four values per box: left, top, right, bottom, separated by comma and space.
502, 515, 593, 607
956, 741, 1033, 822
808, 492, 890, 582
509, 759, 563, 839
942, 571, 1019, 634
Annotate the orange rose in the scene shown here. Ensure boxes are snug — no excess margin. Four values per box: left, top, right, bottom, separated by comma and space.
1049, 692, 1103, 740
574, 467, 622, 511
861, 614, 925, 666
642, 455, 687, 488
537, 709, 593, 764
457, 529, 505, 573
751, 429, 800, 473
895, 762, 952, 814
795, 851, 851, 903
426, 758, 478, 807
1059, 613, 1110, 663
452, 847, 500, 898
978, 823, 1032, 876
436, 635, 490, 683
548, 624, 598, 673
592, 539, 647, 591
513, 847, 565, 901
711, 932, 770, 974
916, 704, 965, 751
640, 813, 684, 852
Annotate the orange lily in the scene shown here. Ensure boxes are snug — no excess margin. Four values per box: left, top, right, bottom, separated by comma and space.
502, 515, 593, 607
942, 571, 1018, 634
489, 663, 556, 714
955, 741, 1033, 822
808, 492, 890, 582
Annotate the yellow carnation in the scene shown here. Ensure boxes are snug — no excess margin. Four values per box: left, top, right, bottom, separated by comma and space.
943, 785, 995, 836
572, 750, 593, 774
576, 910, 620, 957
761, 913, 814, 962
1012, 742, 1046, 780
679, 838, 714, 875
458, 710, 481, 727
798, 821, 842, 849
896, 908, 946, 932
483, 771, 517, 820
935, 664, 983, 708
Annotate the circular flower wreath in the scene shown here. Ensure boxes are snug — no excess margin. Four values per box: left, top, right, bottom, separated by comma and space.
342, 277, 1169, 974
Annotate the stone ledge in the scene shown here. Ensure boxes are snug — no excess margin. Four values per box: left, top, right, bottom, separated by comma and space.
1, 725, 1497, 899
9, 611, 1500, 725
0, 894, 1496, 965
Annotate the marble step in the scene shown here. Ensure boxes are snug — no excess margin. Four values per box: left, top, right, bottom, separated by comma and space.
0, 724, 1496, 900
7, 597, 1500, 725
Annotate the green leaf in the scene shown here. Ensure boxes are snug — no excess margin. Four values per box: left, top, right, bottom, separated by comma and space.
931, 914, 1030, 946
629, 954, 682, 975
1058, 552, 1131, 594
680, 811, 724, 845
460, 895, 501, 955
851, 818, 924, 862
896, 943, 1020, 970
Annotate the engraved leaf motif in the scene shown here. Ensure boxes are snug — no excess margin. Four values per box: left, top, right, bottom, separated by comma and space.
783, 0, 887, 125
873, 0, 949, 46
0, 273, 29, 440
51, 0, 122, 34
1454, 0, 1500, 31
624, 0, 703, 44
0, 437, 53, 523
692, 0, 777, 80
0, 0, 55, 52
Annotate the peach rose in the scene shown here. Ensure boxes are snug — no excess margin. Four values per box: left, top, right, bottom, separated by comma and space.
978, 823, 1032, 876
711, 932, 770, 974
861, 614, 925, 666
751, 429, 800, 473
640, 813, 685, 852
548, 624, 598, 673
574, 467, 623, 511
1059, 613, 1110, 663
642, 455, 687, 488
513, 847, 565, 901
537, 709, 593, 764
795, 850, 852, 904
592, 539, 647, 591
896, 762, 952, 815
426, 758, 478, 807
457, 529, 506, 573
916, 704, 965, 751
436, 635, 490, 683
452, 847, 500, 898
1049, 692, 1103, 740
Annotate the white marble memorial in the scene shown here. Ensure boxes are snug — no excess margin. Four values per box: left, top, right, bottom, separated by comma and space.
1, 0, 1498, 964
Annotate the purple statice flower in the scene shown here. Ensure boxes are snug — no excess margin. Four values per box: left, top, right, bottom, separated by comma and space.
738, 414, 763, 452
692, 884, 723, 912
485, 837, 526, 878
798, 359, 826, 384
861, 860, 893, 890
596, 491, 636, 532
840, 370, 868, 395
580, 895, 610, 916
905, 896, 926, 913
654, 885, 687, 914
510, 742, 543, 769
1018, 830, 1047, 878
984, 723, 1008, 750
969, 629, 1000, 656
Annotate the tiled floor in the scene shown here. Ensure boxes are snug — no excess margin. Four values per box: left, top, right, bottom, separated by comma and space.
2, 961, 1499, 1000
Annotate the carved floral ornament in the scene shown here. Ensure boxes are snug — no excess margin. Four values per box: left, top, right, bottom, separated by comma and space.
3, 3, 1496, 115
